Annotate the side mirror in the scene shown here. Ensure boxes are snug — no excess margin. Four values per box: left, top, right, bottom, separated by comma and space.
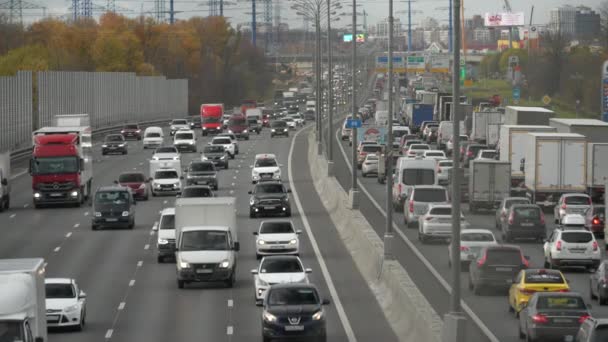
79, 290, 87, 299
253, 232, 258, 235
233, 242, 240, 251
0, 178, 7, 186
256, 301, 263, 307
305, 268, 312, 274
296, 230, 302, 234
248, 191, 252, 194
322, 298, 331, 305
287, 189, 292, 193
251, 269, 258, 275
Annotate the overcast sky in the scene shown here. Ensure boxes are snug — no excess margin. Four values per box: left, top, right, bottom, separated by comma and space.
22, 0, 605, 29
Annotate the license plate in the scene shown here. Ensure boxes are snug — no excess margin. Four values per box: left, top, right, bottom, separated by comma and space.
521, 223, 534, 227
285, 325, 304, 331
47, 315, 59, 322
553, 318, 573, 323
196, 269, 213, 274
106, 218, 118, 222
496, 267, 512, 272
270, 245, 284, 249
49, 193, 62, 197
197, 181, 208, 185
569, 249, 585, 253
264, 206, 276, 210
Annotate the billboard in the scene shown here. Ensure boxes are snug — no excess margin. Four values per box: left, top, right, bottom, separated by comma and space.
484, 12, 525, 27
343, 34, 353, 42
375, 55, 406, 73
343, 33, 365, 42
406, 56, 426, 73
429, 55, 450, 73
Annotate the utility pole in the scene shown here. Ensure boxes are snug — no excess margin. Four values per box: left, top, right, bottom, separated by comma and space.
220, 0, 223, 16
385, 0, 394, 258
349, 0, 359, 209
252, 0, 257, 47
327, 0, 334, 176
169, 0, 174, 24
407, 0, 412, 51
448, 0, 452, 52
441, 0, 466, 340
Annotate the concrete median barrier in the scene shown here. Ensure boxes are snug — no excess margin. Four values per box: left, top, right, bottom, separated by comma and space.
306, 130, 443, 342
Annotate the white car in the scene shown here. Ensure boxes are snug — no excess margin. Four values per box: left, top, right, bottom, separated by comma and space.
406, 144, 431, 158
169, 119, 190, 136
436, 159, 453, 185
284, 118, 297, 130
446, 135, 468, 155
173, 129, 197, 153
448, 229, 498, 268
553, 193, 592, 224
45, 278, 87, 330
543, 227, 601, 271
418, 204, 470, 243
211, 136, 236, 159
341, 119, 352, 140
152, 146, 180, 161
474, 149, 498, 161
423, 150, 446, 161
155, 207, 176, 263
251, 255, 311, 304
253, 220, 302, 259
217, 133, 239, 155
361, 154, 379, 177
251, 154, 282, 183
151, 168, 182, 196
142, 126, 164, 149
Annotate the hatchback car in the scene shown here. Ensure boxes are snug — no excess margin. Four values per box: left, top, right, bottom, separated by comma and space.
422, 150, 446, 161
436, 159, 453, 185
92, 186, 136, 230
260, 284, 330, 342
151, 169, 182, 196
271, 120, 289, 138
543, 228, 601, 271
179, 185, 214, 198
357, 145, 383, 169
495, 197, 531, 230
508, 269, 569, 315
211, 136, 236, 159
216, 133, 239, 154
576, 317, 608, 342
120, 123, 141, 140
584, 205, 605, 238
45, 278, 87, 330
201, 145, 229, 169
448, 229, 497, 269
253, 220, 302, 259
501, 204, 546, 242
116, 172, 149, 200
184, 161, 218, 190
404, 185, 449, 228
361, 154, 379, 177
102, 134, 127, 155
406, 144, 431, 158
251, 256, 311, 304
173, 129, 197, 153
169, 119, 190, 136
251, 154, 282, 183
519, 292, 591, 342
475, 149, 498, 161
249, 182, 292, 218
418, 204, 469, 243
468, 245, 529, 295
152, 146, 180, 161
554, 193, 592, 224
589, 261, 608, 305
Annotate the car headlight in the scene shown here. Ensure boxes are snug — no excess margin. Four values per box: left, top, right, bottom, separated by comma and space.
202, 126, 207, 130
257, 239, 266, 245
202, 156, 208, 160
172, 156, 179, 161
189, 141, 195, 145
94, 212, 102, 217
70, 191, 79, 197
271, 129, 276, 132
158, 238, 168, 245
219, 260, 230, 268
312, 310, 324, 321
173, 182, 180, 188
220, 155, 226, 160
263, 311, 277, 323
34, 192, 41, 199
102, 144, 108, 148
243, 129, 248, 133
179, 261, 190, 269
153, 183, 161, 188
289, 239, 297, 245
64, 304, 80, 313
152, 156, 160, 161
273, 174, 281, 179
228, 130, 233, 133
118, 144, 125, 147
122, 211, 130, 217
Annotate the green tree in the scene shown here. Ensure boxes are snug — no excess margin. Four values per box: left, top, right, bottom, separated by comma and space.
0, 44, 49, 75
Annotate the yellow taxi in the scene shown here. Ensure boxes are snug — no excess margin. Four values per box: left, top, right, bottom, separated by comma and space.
508, 268, 569, 315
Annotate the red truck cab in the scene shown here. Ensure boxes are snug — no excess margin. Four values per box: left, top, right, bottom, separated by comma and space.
201, 103, 224, 136
227, 114, 249, 140
240, 100, 257, 115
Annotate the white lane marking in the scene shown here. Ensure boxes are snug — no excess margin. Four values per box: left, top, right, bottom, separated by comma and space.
105, 329, 113, 339
150, 230, 155, 236
9, 169, 28, 180
53, 246, 61, 252
129, 279, 135, 287
139, 162, 143, 165
163, 200, 168, 204
9, 214, 15, 219
144, 244, 150, 250
132, 167, 137, 170
288, 126, 357, 342
73, 223, 80, 228
118, 302, 126, 310
227, 299, 233, 307
226, 326, 233, 335
84, 211, 89, 216
231, 183, 235, 186
229, 190, 234, 195
235, 170, 239, 173
334, 128, 499, 342
65, 232, 72, 238
23, 204, 29, 208
137, 261, 143, 267
233, 176, 237, 179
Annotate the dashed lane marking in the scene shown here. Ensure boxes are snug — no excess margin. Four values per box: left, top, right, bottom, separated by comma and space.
9, 214, 15, 219
118, 302, 126, 311
74, 223, 80, 228
226, 326, 233, 335
129, 279, 135, 287
105, 329, 113, 339
23, 204, 29, 208
137, 261, 143, 267
228, 299, 233, 307
53, 247, 61, 252
229, 190, 234, 195
84, 211, 89, 216
144, 244, 150, 250
65, 232, 72, 238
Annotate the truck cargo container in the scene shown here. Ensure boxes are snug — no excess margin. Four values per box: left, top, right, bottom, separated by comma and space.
437, 95, 467, 121
468, 160, 511, 213
471, 111, 503, 143
498, 125, 557, 193
0, 258, 46, 342
549, 118, 608, 143
522, 133, 587, 207
586, 143, 608, 201
404, 103, 434, 131
504, 106, 555, 126
414, 90, 437, 105
486, 123, 502, 148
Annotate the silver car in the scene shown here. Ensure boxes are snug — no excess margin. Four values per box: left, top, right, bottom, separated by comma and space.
448, 229, 497, 268
436, 159, 453, 185
553, 193, 592, 224
418, 204, 470, 243
404, 185, 449, 228
361, 154, 379, 177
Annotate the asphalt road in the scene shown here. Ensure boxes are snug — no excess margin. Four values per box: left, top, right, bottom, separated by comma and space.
330, 119, 608, 342
0, 121, 397, 342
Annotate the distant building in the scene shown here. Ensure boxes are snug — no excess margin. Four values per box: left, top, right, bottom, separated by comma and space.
474, 28, 492, 42
575, 6, 600, 40
550, 5, 577, 36
376, 18, 403, 39
549, 5, 599, 40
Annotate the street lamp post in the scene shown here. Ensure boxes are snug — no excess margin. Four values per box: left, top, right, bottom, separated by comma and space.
384, 0, 394, 258
348, 0, 359, 209
327, 0, 335, 176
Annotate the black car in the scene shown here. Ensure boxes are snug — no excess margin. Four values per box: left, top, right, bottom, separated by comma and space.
248, 117, 262, 134
270, 121, 289, 138
501, 204, 546, 242
249, 182, 291, 218
519, 292, 591, 342
590, 261, 608, 305
495, 197, 531, 230
304, 110, 315, 121
102, 134, 127, 155
91, 186, 136, 230
189, 116, 202, 129
576, 317, 608, 342
184, 161, 218, 190
260, 283, 330, 342
469, 245, 529, 295
201, 145, 229, 169
121, 124, 141, 140
179, 185, 214, 198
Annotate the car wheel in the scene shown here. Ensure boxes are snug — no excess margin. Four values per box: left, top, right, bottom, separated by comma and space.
214, 185, 218, 191
256, 253, 261, 260
225, 271, 235, 288
263, 336, 272, 342
543, 258, 550, 269
285, 211, 291, 217
601, 289, 607, 305
152, 191, 156, 197
316, 334, 327, 342
225, 163, 229, 170
473, 282, 482, 295
518, 322, 526, 339
91, 224, 98, 231
230, 154, 235, 160
448, 258, 451, 268
129, 221, 135, 229
177, 280, 185, 289
249, 211, 256, 219
468, 276, 474, 291
75, 316, 84, 331
418, 231, 427, 244
143, 194, 149, 201
157, 255, 164, 263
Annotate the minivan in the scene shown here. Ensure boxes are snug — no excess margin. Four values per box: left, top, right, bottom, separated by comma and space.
143, 126, 164, 149
92, 186, 136, 230
404, 185, 449, 228
392, 157, 437, 212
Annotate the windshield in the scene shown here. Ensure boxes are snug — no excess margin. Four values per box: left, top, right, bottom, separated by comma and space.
536, 296, 586, 310
429, 207, 451, 215
213, 139, 231, 145
31, 156, 79, 175
180, 231, 228, 251
402, 169, 435, 186
410, 145, 430, 150
439, 161, 453, 167
159, 214, 175, 230
413, 189, 447, 202
155, 171, 178, 179
255, 159, 278, 167
189, 162, 215, 172
260, 222, 294, 234
260, 259, 303, 273
45, 283, 75, 298
172, 120, 188, 125
155, 147, 177, 153
525, 271, 564, 284
561, 232, 593, 243
124, 124, 138, 129
95, 191, 130, 205
203, 117, 220, 123
485, 249, 522, 265
0, 322, 24, 341
119, 173, 145, 183
362, 146, 382, 153
426, 152, 444, 157
506, 199, 530, 208
175, 133, 194, 140
105, 135, 124, 142
272, 121, 287, 128
181, 187, 213, 198
146, 132, 161, 138
461, 232, 494, 242
229, 118, 246, 126
204, 146, 225, 153
256, 184, 285, 194
565, 196, 591, 205
393, 130, 409, 138
268, 287, 319, 306
514, 207, 540, 219
481, 151, 498, 158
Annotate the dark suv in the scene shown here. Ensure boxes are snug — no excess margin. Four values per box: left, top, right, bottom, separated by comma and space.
121, 124, 141, 140
92, 186, 136, 230
270, 120, 289, 138
102, 134, 127, 155
179, 185, 214, 198
495, 197, 531, 230
184, 161, 218, 190
248, 182, 291, 218
260, 283, 330, 342
469, 245, 529, 295
501, 204, 546, 242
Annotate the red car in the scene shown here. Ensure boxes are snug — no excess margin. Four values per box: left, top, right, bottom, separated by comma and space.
121, 124, 142, 140
262, 114, 270, 127
116, 172, 149, 200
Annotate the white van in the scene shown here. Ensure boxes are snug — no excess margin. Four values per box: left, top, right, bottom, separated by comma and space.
306, 100, 316, 111
437, 121, 465, 150
375, 110, 389, 126
143, 126, 164, 149
391, 157, 437, 211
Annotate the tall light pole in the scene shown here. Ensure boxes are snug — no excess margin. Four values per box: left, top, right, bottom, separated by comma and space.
441, 0, 466, 340
348, 0, 359, 209
327, 0, 335, 175
385, 0, 394, 258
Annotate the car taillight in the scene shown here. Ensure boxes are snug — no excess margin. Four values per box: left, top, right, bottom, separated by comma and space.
398, 183, 402, 194
540, 213, 545, 225
521, 253, 529, 268
519, 288, 536, 295
532, 314, 549, 324
437, 168, 442, 173
477, 252, 486, 267
593, 241, 599, 251
593, 217, 601, 225
409, 200, 414, 213
467, 150, 473, 157
508, 212, 514, 225
558, 289, 569, 292
459, 246, 469, 251
556, 240, 562, 251
561, 203, 567, 210
425, 216, 434, 221
579, 314, 591, 323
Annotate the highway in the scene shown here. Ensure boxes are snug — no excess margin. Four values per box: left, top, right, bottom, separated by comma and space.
0, 123, 397, 342
330, 119, 608, 342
